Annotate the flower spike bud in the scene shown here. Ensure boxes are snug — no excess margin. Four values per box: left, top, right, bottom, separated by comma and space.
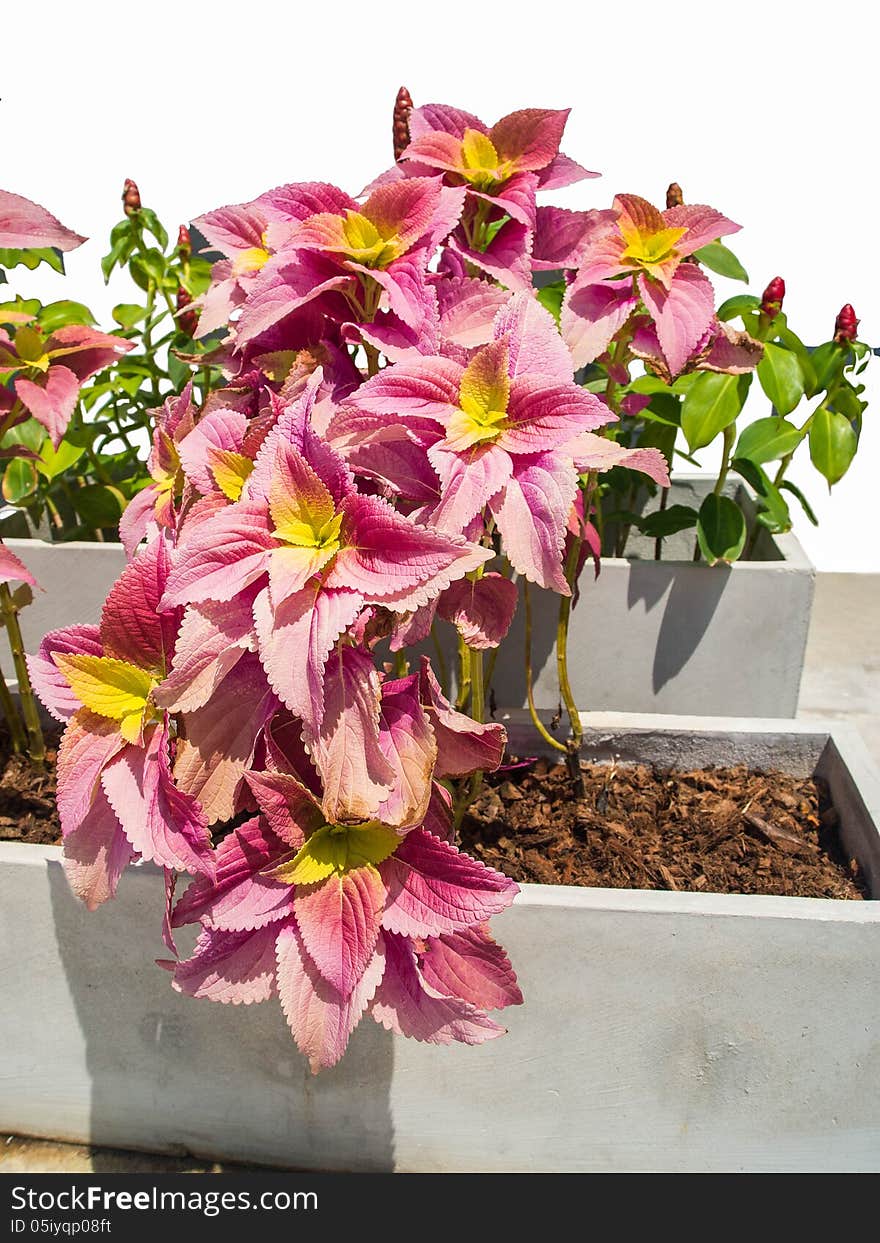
666, 182, 684, 209
393, 86, 413, 162
834, 304, 859, 343
176, 286, 198, 337
760, 276, 786, 320
177, 224, 192, 258
122, 179, 141, 216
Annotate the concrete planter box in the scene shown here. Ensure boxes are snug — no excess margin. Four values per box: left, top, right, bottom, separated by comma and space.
1, 713, 878, 1172
485, 476, 816, 719
2, 537, 126, 652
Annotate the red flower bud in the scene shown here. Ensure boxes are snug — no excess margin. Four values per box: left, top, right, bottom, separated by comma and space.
176, 286, 198, 338
177, 224, 192, 257
760, 276, 785, 319
122, 178, 141, 216
834, 303, 859, 343
393, 86, 413, 163
665, 182, 684, 209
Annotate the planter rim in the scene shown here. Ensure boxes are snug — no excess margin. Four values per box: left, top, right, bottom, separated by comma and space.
7, 712, 877, 922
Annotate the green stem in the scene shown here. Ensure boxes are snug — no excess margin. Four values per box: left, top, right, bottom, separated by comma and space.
694, 422, 737, 562
523, 580, 566, 755
456, 638, 472, 712
557, 538, 585, 794
0, 583, 44, 763
0, 651, 27, 754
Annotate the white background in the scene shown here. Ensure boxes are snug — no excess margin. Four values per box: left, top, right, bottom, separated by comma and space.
3, 0, 878, 570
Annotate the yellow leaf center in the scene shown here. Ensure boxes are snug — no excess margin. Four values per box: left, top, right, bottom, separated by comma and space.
340, 210, 402, 269
55, 653, 158, 743
619, 222, 687, 275
446, 343, 510, 449
459, 128, 515, 191
266, 821, 401, 886
208, 449, 254, 502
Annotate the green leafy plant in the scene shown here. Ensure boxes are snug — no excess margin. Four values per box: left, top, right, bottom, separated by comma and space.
0, 181, 225, 542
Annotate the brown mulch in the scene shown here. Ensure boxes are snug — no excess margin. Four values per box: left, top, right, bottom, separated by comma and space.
0, 724, 62, 846
460, 758, 867, 900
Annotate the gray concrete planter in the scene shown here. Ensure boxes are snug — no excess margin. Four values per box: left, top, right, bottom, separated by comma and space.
486, 476, 816, 719
1, 713, 878, 1172
2, 537, 126, 652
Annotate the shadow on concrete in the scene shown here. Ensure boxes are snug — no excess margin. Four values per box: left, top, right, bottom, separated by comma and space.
626, 562, 732, 695
48, 859, 396, 1172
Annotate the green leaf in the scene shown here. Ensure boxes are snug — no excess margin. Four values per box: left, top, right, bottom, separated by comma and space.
0, 246, 65, 274
73, 484, 126, 529
167, 351, 192, 388
129, 249, 167, 290
112, 303, 148, 329
36, 437, 86, 479
716, 294, 760, 322
778, 480, 818, 526
37, 300, 97, 333
681, 373, 743, 452
137, 208, 169, 251
809, 407, 858, 486
628, 375, 673, 395
731, 457, 791, 533
696, 494, 747, 565
735, 417, 804, 464
1, 417, 44, 454
641, 393, 682, 427
693, 242, 748, 283
535, 279, 565, 324
757, 342, 804, 415
636, 505, 698, 538
2, 458, 38, 504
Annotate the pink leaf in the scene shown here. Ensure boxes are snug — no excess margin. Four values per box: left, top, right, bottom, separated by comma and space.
160, 501, 275, 608
377, 675, 437, 829
27, 624, 103, 722
243, 771, 325, 848
381, 829, 517, 938
419, 925, 523, 1011
0, 543, 36, 589
100, 534, 177, 674
173, 653, 278, 824
664, 203, 740, 254
253, 583, 362, 730
419, 657, 506, 779
639, 265, 716, 378
172, 816, 294, 933
0, 189, 86, 251
56, 710, 126, 836
304, 645, 395, 824
490, 452, 578, 593
275, 920, 386, 1072
173, 923, 280, 1005
437, 573, 518, 649
62, 785, 135, 911
561, 279, 638, 369
15, 365, 80, 448
427, 443, 512, 534
154, 591, 257, 714
331, 492, 491, 609
294, 865, 385, 998
570, 431, 670, 486
101, 723, 214, 878
493, 290, 574, 383
370, 932, 505, 1046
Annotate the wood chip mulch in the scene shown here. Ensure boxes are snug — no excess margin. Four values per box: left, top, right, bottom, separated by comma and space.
459, 758, 867, 900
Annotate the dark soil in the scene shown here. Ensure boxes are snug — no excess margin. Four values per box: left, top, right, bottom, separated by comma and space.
0, 724, 62, 846
461, 758, 867, 900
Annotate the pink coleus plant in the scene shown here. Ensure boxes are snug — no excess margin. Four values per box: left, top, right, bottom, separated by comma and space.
561, 192, 740, 376
29, 95, 761, 1072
